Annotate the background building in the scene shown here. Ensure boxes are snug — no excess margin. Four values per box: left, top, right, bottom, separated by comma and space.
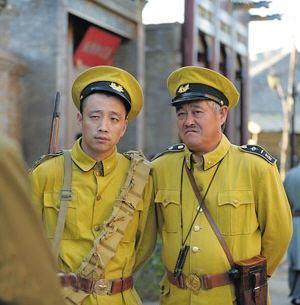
144, 0, 250, 158
0, 0, 250, 165
0, 0, 145, 165
250, 48, 300, 168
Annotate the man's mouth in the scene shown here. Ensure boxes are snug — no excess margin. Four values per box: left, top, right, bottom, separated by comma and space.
95, 136, 109, 141
184, 129, 198, 135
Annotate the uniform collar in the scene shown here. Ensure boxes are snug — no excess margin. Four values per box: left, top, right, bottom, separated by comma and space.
184, 134, 230, 171
71, 138, 118, 176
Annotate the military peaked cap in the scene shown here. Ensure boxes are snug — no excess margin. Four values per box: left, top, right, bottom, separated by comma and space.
167, 66, 240, 109
72, 66, 143, 121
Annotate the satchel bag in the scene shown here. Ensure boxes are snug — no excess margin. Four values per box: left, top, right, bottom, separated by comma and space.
229, 255, 268, 305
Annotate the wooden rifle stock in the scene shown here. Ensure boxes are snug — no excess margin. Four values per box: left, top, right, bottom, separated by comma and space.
48, 92, 61, 154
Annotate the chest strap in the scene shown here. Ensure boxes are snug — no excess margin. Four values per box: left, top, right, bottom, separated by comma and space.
52, 149, 72, 258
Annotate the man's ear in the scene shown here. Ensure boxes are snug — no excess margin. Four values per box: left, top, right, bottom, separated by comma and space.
77, 112, 83, 125
120, 119, 128, 138
219, 106, 229, 125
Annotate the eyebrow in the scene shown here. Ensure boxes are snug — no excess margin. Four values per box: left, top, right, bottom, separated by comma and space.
89, 110, 123, 117
176, 104, 205, 112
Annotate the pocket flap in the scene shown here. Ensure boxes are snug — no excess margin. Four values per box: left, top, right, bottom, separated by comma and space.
155, 190, 180, 207
44, 192, 76, 208
218, 190, 254, 208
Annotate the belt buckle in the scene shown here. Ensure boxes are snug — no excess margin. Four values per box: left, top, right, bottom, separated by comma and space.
186, 273, 202, 294
93, 279, 112, 295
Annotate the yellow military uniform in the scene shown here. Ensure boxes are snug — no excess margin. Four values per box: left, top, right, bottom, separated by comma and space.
31, 138, 156, 305
152, 135, 292, 305
0, 137, 65, 305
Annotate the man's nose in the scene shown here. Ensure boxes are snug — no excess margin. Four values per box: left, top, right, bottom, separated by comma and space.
184, 111, 195, 126
98, 117, 109, 131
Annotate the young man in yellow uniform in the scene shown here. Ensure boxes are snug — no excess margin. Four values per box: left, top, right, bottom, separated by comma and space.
0, 136, 65, 305
152, 66, 292, 305
31, 66, 156, 305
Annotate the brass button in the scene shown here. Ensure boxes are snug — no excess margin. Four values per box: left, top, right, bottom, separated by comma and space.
194, 225, 200, 232
94, 225, 100, 232
96, 194, 101, 201
192, 246, 199, 253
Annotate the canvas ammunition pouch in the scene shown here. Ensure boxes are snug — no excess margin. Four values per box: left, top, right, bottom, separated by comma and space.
53, 150, 151, 304
185, 161, 267, 305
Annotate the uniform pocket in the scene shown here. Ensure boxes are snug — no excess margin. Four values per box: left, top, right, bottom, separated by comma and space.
155, 190, 180, 233
43, 192, 79, 239
217, 190, 257, 235
122, 200, 144, 242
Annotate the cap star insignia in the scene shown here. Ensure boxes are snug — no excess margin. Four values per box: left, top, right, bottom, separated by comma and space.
109, 82, 124, 93
177, 84, 189, 94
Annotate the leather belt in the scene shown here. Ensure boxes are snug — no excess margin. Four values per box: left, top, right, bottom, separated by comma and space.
58, 272, 133, 295
167, 270, 232, 294
293, 210, 300, 217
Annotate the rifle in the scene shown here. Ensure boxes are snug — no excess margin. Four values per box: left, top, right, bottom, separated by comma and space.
48, 92, 61, 154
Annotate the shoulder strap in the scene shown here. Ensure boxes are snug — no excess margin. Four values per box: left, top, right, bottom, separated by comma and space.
52, 149, 73, 258
77, 153, 151, 279
239, 145, 276, 164
185, 162, 234, 267
30, 151, 63, 172
152, 143, 185, 160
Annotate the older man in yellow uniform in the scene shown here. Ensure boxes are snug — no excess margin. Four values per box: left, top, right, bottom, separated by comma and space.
31, 66, 156, 305
0, 136, 65, 305
152, 66, 292, 305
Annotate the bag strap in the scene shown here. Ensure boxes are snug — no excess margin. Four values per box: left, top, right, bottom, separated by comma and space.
185, 161, 235, 267
76, 152, 151, 279
52, 149, 73, 258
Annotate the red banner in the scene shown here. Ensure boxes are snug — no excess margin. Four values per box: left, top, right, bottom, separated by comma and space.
74, 26, 121, 67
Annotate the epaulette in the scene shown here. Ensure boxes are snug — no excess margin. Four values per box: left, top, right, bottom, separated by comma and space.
30, 151, 64, 172
152, 143, 185, 161
239, 145, 276, 164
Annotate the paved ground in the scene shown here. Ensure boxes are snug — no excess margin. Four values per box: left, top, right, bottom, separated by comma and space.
144, 261, 292, 305
269, 260, 291, 305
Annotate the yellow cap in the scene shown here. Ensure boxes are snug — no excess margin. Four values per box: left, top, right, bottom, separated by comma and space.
167, 66, 240, 109
72, 66, 143, 121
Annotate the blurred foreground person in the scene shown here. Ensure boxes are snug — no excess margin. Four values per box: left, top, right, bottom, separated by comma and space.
0, 136, 65, 305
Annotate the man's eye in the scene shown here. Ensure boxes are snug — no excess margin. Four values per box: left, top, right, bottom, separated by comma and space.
177, 112, 187, 119
193, 110, 203, 117
110, 117, 119, 122
90, 115, 99, 119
